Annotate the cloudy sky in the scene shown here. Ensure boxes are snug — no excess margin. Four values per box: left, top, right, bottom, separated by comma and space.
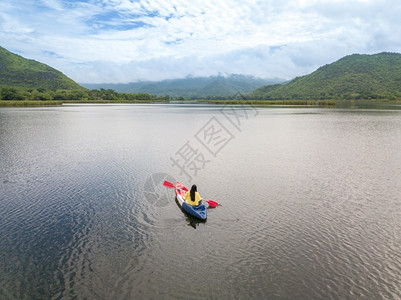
1, 0, 401, 83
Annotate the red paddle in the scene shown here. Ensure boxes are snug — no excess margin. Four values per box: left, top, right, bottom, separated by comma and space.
163, 181, 219, 208
163, 181, 175, 189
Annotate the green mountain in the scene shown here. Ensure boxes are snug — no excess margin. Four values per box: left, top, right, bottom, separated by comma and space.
82, 75, 284, 98
249, 52, 401, 100
0, 46, 83, 91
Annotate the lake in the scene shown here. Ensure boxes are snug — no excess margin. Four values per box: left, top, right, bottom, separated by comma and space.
1, 104, 401, 299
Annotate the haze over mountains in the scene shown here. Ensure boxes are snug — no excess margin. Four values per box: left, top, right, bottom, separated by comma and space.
81, 75, 284, 98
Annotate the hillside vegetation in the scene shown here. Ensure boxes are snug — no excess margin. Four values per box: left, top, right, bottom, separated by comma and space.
249, 52, 401, 100
0, 46, 83, 91
0, 46, 163, 102
2, 45, 401, 103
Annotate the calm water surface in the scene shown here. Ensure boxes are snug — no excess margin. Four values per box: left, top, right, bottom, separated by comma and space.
0, 104, 401, 299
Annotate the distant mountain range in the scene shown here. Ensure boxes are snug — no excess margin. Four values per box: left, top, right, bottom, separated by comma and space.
81, 75, 285, 98
249, 52, 401, 100
1, 45, 401, 101
0, 46, 83, 91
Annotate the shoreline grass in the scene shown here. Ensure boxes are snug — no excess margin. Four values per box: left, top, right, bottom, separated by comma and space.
0, 100, 63, 107
0, 99, 168, 107
62, 100, 169, 104
199, 100, 337, 106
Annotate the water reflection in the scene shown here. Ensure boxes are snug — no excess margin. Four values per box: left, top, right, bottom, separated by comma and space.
336, 101, 401, 110
185, 216, 206, 229
174, 198, 207, 229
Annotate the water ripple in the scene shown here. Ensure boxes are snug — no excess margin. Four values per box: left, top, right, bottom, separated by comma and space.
1, 106, 401, 299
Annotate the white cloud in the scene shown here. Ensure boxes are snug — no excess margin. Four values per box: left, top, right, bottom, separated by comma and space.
0, 0, 401, 83
40, 0, 64, 11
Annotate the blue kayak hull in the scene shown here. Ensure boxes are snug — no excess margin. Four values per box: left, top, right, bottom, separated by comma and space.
175, 182, 207, 220
182, 202, 207, 220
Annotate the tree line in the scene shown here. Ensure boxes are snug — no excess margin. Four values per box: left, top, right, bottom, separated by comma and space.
0, 87, 170, 101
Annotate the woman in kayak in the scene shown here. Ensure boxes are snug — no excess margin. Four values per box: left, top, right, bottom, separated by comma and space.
184, 184, 203, 206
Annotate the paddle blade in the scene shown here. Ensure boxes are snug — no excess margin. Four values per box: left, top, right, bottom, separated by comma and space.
206, 200, 218, 208
163, 181, 175, 189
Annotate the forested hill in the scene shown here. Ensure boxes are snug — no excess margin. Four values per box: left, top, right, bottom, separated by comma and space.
249, 52, 401, 100
82, 75, 283, 98
0, 46, 83, 91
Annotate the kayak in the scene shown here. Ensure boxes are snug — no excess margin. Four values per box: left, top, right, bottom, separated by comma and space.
175, 182, 207, 220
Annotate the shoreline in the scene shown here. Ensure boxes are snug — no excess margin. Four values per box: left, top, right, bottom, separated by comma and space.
1, 99, 401, 107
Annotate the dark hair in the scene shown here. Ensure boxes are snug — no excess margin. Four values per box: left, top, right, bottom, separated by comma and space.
190, 184, 197, 202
